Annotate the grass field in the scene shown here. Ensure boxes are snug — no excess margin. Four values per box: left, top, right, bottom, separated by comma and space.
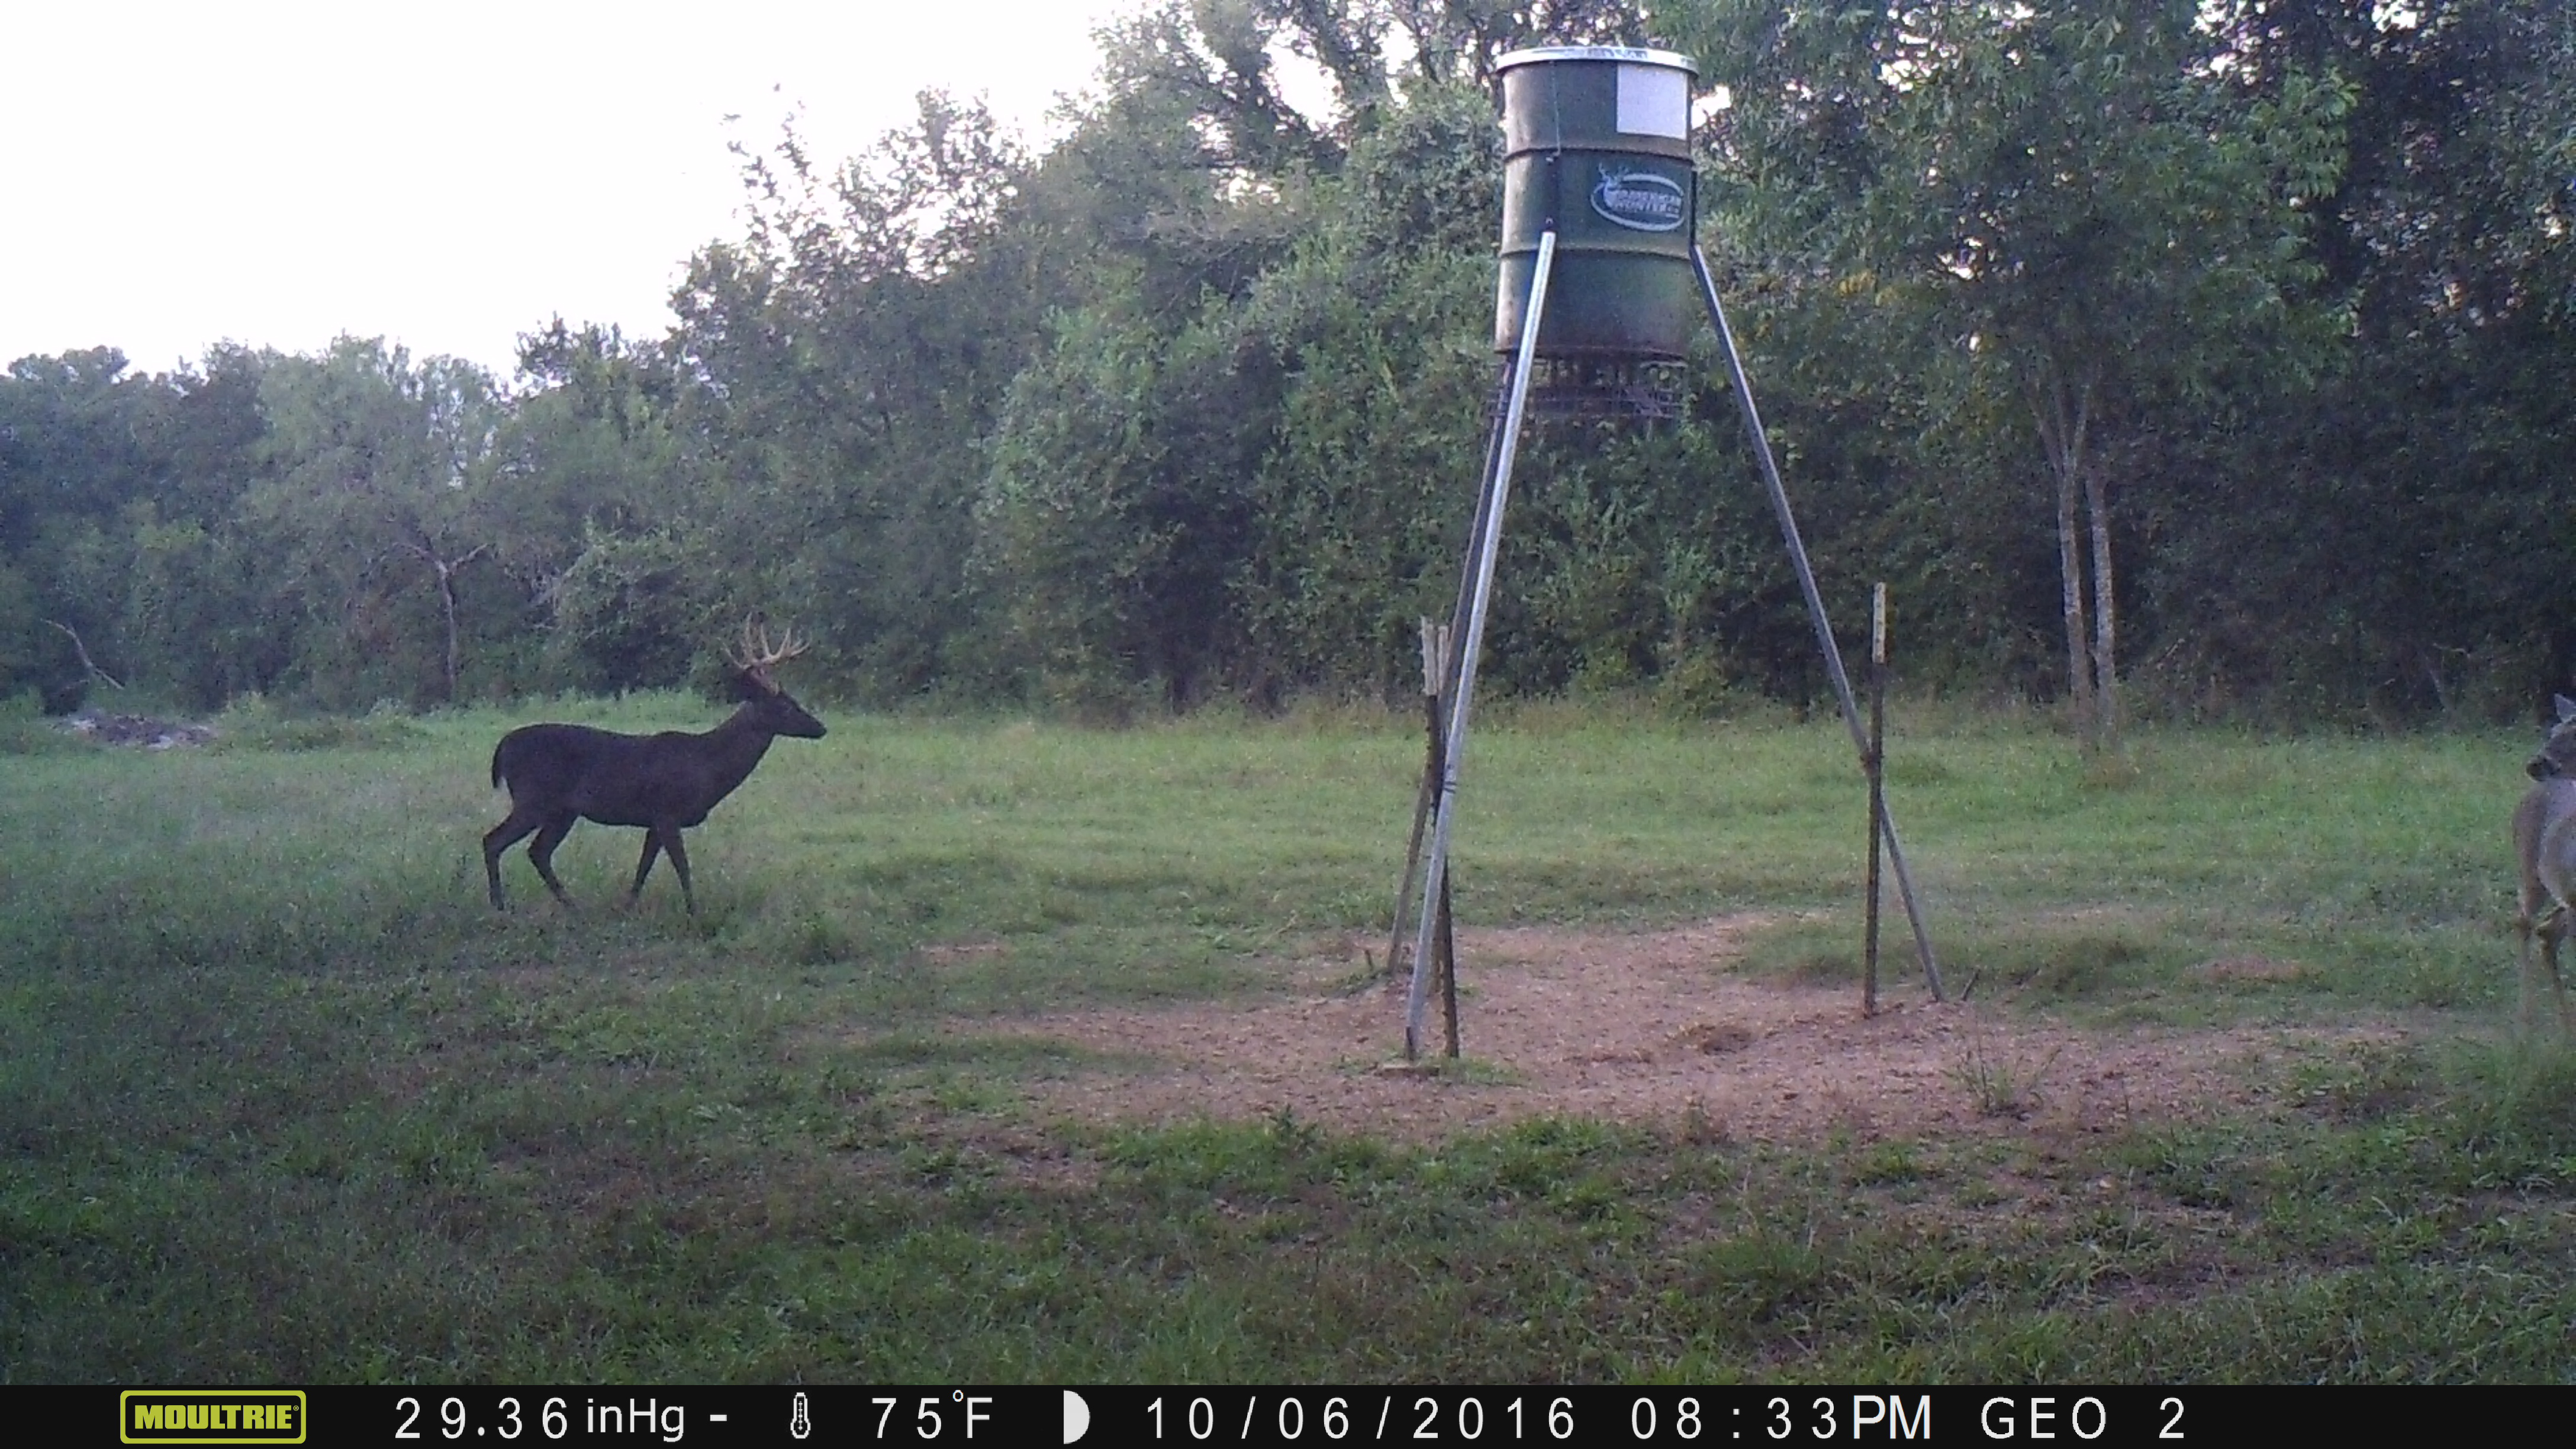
3, 697, 2572, 1382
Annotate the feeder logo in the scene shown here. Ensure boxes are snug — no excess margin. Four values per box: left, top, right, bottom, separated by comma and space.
121, 1390, 307, 1444
1590, 166, 1686, 231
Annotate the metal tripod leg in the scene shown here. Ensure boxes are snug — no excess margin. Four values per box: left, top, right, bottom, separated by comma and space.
1691, 244, 1944, 999
1405, 230, 1556, 1057
1385, 360, 1518, 982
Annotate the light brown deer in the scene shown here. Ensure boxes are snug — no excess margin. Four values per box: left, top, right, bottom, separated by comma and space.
484, 621, 825, 913
2511, 693, 2576, 1032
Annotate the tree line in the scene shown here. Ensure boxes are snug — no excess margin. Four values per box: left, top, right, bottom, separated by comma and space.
4, 1, 2569, 729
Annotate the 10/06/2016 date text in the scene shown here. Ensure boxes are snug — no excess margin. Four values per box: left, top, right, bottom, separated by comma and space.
1134, 1391, 2197, 1445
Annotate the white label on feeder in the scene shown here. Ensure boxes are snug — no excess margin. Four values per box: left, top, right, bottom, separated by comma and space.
1617, 65, 1689, 138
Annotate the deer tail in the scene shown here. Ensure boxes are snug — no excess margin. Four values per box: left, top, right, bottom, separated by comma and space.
491, 739, 508, 790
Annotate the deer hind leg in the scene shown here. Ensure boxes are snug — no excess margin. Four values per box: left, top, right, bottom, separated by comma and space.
526, 814, 578, 906
484, 807, 546, 910
2531, 827, 2576, 1033
2545, 907, 2576, 1036
2518, 896, 2554, 1033
653, 825, 696, 915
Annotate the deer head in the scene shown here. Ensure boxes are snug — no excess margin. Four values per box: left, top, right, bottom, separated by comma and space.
725, 618, 827, 739
2530, 695, 2576, 781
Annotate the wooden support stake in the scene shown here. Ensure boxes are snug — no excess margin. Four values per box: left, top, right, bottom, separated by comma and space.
1866, 583, 1887, 1018
1386, 620, 1449, 981
1423, 636, 1461, 1060
1422, 623, 1462, 1059
1395, 620, 1457, 1060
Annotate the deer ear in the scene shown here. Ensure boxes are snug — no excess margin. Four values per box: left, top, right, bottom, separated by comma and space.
2556, 694, 2576, 723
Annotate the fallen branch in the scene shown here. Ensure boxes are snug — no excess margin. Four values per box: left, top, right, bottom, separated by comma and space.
43, 619, 124, 691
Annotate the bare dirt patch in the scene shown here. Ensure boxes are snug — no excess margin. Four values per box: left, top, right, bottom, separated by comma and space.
62, 711, 217, 749
920, 939, 1011, 966
962, 915, 2403, 1144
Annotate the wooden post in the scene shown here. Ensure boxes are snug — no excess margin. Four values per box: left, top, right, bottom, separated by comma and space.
1865, 583, 1888, 1017
1427, 645, 1461, 1058
1398, 622, 1454, 1059
1386, 620, 1448, 983
1427, 623, 1461, 1057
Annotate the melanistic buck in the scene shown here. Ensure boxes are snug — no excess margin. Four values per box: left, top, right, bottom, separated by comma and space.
2510, 693, 2576, 1032
484, 621, 826, 913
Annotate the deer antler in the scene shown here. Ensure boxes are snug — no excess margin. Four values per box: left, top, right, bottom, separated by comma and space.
729, 616, 809, 673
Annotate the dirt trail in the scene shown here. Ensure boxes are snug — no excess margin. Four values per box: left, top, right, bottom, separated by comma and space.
962, 916, 2399, 1144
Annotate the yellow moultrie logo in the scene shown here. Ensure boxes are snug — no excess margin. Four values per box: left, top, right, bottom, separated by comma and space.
121, 1390, 308, 1445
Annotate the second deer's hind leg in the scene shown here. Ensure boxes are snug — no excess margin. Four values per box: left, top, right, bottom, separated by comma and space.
2543, 907, 2576, 1035
2517, 894, 2555, 1032
2530, 814, 2576, 1034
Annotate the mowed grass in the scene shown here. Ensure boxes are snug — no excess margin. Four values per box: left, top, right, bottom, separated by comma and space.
3, 698, 2574, 1382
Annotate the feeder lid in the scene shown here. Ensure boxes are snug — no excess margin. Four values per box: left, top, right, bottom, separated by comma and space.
1493, 45, 1698, 78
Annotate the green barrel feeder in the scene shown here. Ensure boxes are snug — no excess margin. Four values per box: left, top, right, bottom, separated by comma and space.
1492, 46, 1700, 362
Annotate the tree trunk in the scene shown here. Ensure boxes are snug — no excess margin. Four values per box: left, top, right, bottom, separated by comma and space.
2056, 459, 2090, 734
407, 539, 485, 705
2084, 456, 2118, 749
437, 563, 463, 704
2030, 365, 2097, 736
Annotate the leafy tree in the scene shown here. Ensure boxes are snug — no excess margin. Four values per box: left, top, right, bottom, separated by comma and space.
242, 338, 507, 706
0, 346, 275, 707
491, 320, 706, 692
669, 95, 1051, 701
8, 0, 2571, 727
2170, 0, 2576, 714
1688, 0, 2350, 746
0, 348, 159, 703
1220, 80, 1496, 700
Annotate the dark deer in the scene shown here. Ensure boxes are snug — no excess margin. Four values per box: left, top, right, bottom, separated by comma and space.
2511, 694, 2576, 1033
484, 620, 826, 913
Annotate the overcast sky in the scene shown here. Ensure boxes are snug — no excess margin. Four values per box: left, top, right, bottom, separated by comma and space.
3, 1, 1144, 379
